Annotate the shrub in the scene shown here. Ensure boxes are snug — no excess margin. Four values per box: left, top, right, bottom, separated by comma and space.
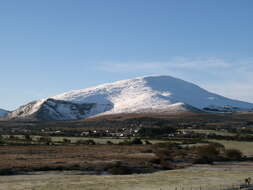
208, 142, 225, 153
76, 139, 96, 145
63, 138, 71, 144
225, 149, 242, 160
131, 138, 143, 145
38, 136, 52, 145
107, 162, 133, 175
152, 142, 178, 169
24, 134, 32, 141
193, 144, 222, 163
196, 144, 220, 158
106, 140, 114, 145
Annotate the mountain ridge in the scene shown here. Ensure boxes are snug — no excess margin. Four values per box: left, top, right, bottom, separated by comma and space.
5, 75, 253, 121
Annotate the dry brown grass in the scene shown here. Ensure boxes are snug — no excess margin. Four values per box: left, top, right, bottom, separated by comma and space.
0, 145, 156, 174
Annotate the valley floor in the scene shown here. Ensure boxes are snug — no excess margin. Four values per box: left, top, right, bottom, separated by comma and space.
1, 162, 253, 190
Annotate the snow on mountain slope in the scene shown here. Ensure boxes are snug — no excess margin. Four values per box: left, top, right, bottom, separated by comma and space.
0, 108, 9, 117
7, 75, 253, 120
7, 99, 112, 120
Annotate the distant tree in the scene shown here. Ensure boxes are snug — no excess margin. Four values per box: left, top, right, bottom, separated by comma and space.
138, 127, 176, 138
131, 138, 143, 145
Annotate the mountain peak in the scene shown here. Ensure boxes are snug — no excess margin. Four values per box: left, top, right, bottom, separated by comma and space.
5, 75, 253, 120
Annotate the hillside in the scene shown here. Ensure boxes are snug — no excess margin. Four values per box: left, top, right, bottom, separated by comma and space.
6, 75, 253, 121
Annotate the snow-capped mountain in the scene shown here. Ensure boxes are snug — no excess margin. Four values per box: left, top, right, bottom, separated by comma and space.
0, 108, 9, 117
6, 75, 253, 120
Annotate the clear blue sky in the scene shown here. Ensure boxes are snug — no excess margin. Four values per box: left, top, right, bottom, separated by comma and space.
1, 0, 253, 110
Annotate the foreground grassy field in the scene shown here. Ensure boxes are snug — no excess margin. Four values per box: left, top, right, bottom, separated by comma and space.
1, 162, 253, 190
1, 137, 253, 190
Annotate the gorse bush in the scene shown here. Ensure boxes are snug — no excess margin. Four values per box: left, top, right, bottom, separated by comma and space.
152, 141, 244, 166
225, 149, 243, 160
76, 139, 96, 145
192, 142, 243, 163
